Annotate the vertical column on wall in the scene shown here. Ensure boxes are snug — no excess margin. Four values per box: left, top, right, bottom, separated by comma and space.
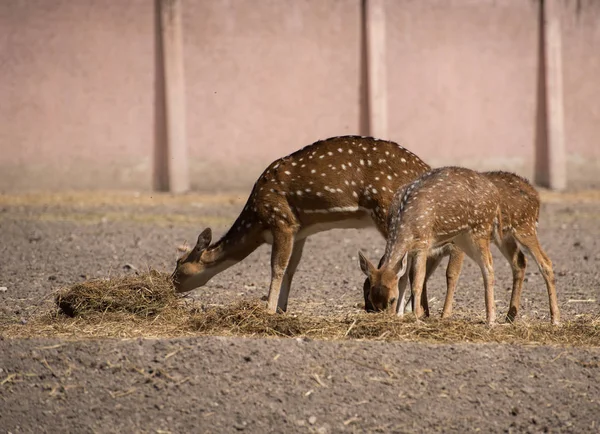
536, 0, 567, 190
364, 0, 388, 139
158, 0, 189, 193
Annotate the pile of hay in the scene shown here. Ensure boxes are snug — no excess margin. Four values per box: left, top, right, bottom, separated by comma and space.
55, 269, 178, 318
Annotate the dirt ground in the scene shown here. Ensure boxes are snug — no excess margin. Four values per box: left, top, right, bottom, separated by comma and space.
1, 191, 599, 433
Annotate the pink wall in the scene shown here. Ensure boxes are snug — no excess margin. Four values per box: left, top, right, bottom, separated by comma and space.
560, 1, 600, 187
0, 0, 598, 192
0, 0, 156, 191
385, 0, 539, 177
182, 0, 363, 191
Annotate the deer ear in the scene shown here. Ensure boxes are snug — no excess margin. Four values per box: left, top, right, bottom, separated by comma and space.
393, 252, 408, 277
358, 251, 375, 277
195, 228, 212, 251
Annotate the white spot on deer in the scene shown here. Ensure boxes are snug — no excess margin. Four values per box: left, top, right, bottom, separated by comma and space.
382, 186, 387, 191
348, 162, 352, 167
401, 158, 407, 163
316, 192, 323, 197
372, 188, 378, 194
387, 175, 392, 180
301, 164, 306, 168
321, 173, 326, 177
305, 188, 311, 193
367, 160, 372, 166
360, 159, 365, 165
319, 155, 325, 159
375, 176, 380, 181
385, 151, 390, 156
336, 188, 343, 193
351, 181, 356, 186
338, 148, 343, 153
291, 162, 297, 166
348, 149, 353, 154
328, 152, 333, 156
341, 164, 346, 170
331, 166, 336, 170
284, 171, 291, 175
311, 169, 316, 174
296, 190, 302, 196
352, 191, 358, 198
345, 180, 350, 185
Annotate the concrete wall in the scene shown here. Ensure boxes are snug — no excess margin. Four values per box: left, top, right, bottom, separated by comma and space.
0, 0, 156, 191
183, 0, 363, 191
0, 0, 598, 192
385, 0, 539, 177
560, 0, 600, 188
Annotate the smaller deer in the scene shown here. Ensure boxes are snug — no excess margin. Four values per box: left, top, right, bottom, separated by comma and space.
411, 172, 559, 324
359, 167, 502, 326
378, 171, 560, 325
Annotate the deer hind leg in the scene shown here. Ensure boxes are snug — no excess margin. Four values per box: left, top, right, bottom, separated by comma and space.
441, 247, 465, 319
515, 232, 560, 325
266, 227, 297, 314
497, 236, 527, 323
276, 238, 306, 313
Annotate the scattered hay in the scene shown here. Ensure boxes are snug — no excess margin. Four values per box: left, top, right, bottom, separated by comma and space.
2, 272, 599, 346
189, 300, 600, 346
55, 270, 177, 318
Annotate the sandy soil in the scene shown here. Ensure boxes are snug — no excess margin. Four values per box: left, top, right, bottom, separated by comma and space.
1, 191, 599, 433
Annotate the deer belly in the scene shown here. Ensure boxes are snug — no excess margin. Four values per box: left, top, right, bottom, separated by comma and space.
261, 208, 374, 244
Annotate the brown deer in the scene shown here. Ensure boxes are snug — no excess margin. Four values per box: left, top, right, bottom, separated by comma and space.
359, 166, 503, 326
172, 135, 444, 313
390, 171, 560, 325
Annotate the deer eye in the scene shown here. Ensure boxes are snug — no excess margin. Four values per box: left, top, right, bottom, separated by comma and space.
389, 297, 397, 305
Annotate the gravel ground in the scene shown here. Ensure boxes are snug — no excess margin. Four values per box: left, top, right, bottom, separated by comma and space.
0, 191, 599, 433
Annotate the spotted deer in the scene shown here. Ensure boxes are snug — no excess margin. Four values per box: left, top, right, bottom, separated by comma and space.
171, 135, 442, 313
394, 171, 560, 325
359, 166, 503, 326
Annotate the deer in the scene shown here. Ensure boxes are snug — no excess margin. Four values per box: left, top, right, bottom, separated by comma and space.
358, 166, 503, 326
377, 171, 560, 325
170, 135, 466, 314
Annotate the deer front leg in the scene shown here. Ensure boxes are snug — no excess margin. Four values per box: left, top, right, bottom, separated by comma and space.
266, 229, 296, 313
441, 247, 465, 319
396, 271, 410, 316
411, 251, 428, 320
277, 238, 306, 313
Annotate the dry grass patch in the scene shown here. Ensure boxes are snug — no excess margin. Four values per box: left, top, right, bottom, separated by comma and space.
2, 271, 599, 346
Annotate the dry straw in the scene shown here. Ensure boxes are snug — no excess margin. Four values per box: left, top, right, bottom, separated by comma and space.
3, 271, 599, 346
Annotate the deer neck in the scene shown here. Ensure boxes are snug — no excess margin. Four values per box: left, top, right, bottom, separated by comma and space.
382, 226, 416, 270
201, 225, 263, 267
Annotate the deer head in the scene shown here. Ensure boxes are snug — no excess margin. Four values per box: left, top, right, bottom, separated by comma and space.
171, 228, 213, 293
358, 251, 408, 312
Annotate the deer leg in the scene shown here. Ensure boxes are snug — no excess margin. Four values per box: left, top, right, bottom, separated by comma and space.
456, 236, 496, 326
396, 271, 410, 316
497, 236, 527, 323
410, 251, 428, 320
266, 229, 296, 314
441, 247, 465, 319
277, 238, 306, 312
515, 233, 560, 325
412, 255, 444, 317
